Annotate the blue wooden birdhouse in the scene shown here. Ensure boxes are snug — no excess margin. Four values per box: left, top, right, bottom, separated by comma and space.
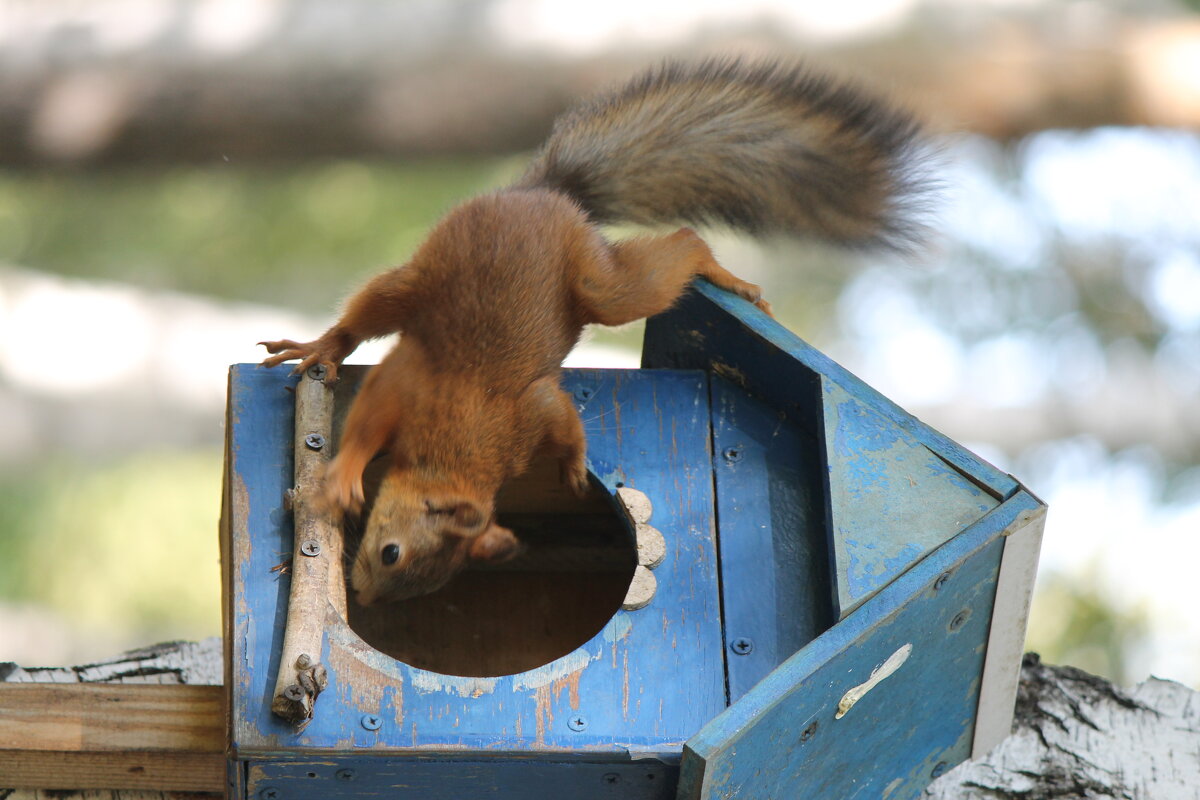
221, 280, 1045, 800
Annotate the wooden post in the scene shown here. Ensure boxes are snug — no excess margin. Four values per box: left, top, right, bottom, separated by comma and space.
269, 365, 343, 725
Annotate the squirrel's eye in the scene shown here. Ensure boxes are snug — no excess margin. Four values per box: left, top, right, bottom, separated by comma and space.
381, 544, 400, 565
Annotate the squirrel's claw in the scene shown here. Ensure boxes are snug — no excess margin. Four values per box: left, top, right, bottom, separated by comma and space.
259, 339, 340, 383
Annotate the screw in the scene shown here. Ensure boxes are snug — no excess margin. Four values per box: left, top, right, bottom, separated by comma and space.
723, 447, 743, 463
730, 637, 754, 655
949, 610, 970, 631
568, 715, 587, 731
300, 540, 321, 557
934, 572, 951, 591
258, 788, 280, 800
295, 653, 312, 669
282, 684, 305, 702
800, 720, 819, 742
335, 768, 357, 782
307, 364, 327, 381
304, 433, 326, 451
602, 772, 621, 785
360, 713, 382, 731
574, 386, 595, 403
931, 761, 950, 779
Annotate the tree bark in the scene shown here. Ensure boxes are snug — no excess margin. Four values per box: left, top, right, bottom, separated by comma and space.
926, 653, 1200, 799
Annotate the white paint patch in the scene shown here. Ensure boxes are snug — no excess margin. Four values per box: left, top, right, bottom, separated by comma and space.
408, 669, 498, 698
835, 643, 913, 719
511, 648, 592, 691
602, 612, 633, 643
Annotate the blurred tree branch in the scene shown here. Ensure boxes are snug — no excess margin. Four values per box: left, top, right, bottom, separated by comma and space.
2, 4, 1198, 167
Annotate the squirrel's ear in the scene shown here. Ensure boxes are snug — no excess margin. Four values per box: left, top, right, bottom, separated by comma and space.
468, 524, 520, 562
425, 497, 486, 534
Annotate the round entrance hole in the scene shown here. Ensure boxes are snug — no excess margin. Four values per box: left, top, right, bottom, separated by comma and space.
343, 455, 639, 677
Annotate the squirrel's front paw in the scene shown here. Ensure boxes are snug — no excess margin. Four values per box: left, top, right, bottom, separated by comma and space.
259, 337, 343, 383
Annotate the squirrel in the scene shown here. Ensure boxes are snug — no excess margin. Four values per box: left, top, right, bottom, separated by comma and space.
260, 59, 932, 606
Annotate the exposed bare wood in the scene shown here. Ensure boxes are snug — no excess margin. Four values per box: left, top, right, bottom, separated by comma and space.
0, 684, 223, 753
0, 683, 224, 793
0, 749, 224, 793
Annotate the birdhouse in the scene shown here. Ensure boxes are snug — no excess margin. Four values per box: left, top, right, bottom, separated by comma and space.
221, 280, 1045, 800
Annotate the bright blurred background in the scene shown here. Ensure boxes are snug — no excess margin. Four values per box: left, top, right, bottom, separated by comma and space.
1, 0, 1198, 688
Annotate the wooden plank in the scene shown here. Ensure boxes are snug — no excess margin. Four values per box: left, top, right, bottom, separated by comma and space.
248, 758, 676, 800
0, 749, 225, 793
0, 682, 224, 792
708, 375, 832, 702
0, 684, 223, 753
678, 491, 1043, 800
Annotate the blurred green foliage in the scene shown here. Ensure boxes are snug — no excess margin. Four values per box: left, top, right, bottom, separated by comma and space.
1026, 568, 1153, 686
0, 158, 525, 312
0, 452, 223, 652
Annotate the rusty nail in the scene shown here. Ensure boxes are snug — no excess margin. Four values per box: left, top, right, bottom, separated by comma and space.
295, 653, 312, 669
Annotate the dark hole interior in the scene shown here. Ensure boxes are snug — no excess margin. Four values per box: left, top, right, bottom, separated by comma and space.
343, 455, 638, 677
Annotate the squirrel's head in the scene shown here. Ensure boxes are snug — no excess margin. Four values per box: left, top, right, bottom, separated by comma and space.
350, 470, 520, 606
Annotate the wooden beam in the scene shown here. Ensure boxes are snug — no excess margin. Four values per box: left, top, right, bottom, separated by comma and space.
0, 683, 224, 792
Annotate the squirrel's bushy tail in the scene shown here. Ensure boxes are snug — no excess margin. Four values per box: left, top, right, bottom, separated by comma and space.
518, 59, 934, 251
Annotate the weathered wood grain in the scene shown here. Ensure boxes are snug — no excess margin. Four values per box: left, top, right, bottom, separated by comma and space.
0, 684, 223, 752
0, 749, 225, 793
0, 683, 224, 793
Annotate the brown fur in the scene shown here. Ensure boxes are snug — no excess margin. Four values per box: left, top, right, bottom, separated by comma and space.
261, 60, 932, 605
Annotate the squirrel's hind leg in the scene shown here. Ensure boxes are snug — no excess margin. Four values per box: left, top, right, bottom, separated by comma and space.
576, 228, 772, 326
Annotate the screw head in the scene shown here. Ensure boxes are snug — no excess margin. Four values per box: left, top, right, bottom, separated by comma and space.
258, 788, 280, 800
934, 572, 951, 591
730, 637, 754, 655
300, 540, 321, 557
335, 768, 357, 782
602, 772, 621, 785
282, 684, 305, 702
723, 447, 743, 463
306, 364, 327, 381
949, 610, 971, 631
567, 715, 587, 731
931, 761, 950, 779
304, 433, 326, 451
360, 713, 382, 731
573, 386, 595, 403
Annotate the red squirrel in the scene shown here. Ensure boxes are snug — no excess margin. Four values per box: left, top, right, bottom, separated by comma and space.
261, 59, 931, 606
